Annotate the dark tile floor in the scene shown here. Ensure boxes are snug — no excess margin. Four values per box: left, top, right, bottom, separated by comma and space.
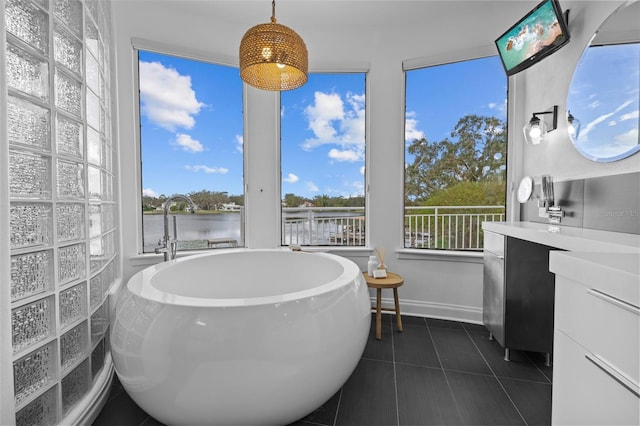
93, 314, 552, 426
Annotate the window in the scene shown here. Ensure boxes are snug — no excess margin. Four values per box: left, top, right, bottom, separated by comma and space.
404, 57, 507, 250
137, 50, 244, 253
281, 73, 366, 246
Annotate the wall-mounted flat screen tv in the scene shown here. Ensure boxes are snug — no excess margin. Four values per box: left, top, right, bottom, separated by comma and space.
495, 0, 570, 76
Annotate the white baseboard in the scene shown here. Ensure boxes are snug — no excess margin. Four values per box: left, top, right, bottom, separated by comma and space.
370, 296, 483, 325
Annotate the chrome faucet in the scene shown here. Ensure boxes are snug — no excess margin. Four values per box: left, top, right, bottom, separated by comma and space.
155, 195, 196, 261
538, 175, 564, 224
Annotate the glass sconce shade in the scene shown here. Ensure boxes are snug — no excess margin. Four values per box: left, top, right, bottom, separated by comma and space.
524, 115, 547, 145
567, 111, 581, 141
523, 105, 558, 145
239, 1, 308, 91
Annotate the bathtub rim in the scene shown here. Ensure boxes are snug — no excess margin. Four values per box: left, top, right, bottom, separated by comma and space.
125, 248, 364, 308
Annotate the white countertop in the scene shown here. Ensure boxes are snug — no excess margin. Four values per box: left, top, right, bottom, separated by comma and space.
483, 221, 640, 253
549, 251, 639, 307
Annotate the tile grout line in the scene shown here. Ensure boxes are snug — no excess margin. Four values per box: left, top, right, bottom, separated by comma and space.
463, 326, 529, 426
331, 388, 343, 426
391, 318, 400, 426
425, 319, 466, 424
525, 351, 553, 384
138, 416, 152, 426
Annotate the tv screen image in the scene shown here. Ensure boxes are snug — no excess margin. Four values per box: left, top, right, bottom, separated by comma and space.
495, 0, 569, 75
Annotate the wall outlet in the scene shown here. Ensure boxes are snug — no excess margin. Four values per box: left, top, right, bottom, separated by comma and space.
538, 207, 548, 218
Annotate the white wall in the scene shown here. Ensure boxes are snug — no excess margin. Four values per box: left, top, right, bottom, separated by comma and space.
514, 1, 637, 182
112, 1, 632, 324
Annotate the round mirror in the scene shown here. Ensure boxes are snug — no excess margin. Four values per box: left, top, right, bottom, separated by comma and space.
567, 0, 640, 162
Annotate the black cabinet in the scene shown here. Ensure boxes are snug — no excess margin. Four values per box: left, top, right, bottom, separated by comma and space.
483, 232, 558, 362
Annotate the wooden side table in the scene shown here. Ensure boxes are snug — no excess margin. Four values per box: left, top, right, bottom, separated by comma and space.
362, 272, 404, 340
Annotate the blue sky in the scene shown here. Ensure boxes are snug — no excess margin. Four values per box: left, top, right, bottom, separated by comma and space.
281, 73, 366, 198
138, 51, 507, 200
139, 51, 244, 198
567, 43, 640, 160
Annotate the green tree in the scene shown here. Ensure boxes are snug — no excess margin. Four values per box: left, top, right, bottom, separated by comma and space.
405, 114, 506, 203
188, 190, 229, 211
142, 195, 160, 211
283, 193, 305, 207
424, 181, 506, 208
228, 194, 245, 206
344, 196, 365, 207
313, 194, 331, 207
210, 191, 229, 210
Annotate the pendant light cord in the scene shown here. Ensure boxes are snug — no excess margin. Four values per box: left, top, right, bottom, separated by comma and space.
271, 0, 277, 23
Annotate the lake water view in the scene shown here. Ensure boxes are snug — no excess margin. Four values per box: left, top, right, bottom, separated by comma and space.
143, 209, 366, 252
143, 213, 243, 253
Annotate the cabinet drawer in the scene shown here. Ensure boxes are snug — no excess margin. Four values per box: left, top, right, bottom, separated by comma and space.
483, 231, 504, 256
555, 275, 640, 386
552, 330, 640, 425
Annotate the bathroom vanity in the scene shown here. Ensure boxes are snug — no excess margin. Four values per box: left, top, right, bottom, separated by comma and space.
482, 230, 557, 362
482, 221, 640, 424
550, 251, 639, 425
482, 221, 639, 358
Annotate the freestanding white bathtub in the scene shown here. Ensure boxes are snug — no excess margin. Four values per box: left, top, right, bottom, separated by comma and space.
111, 249, 371, 425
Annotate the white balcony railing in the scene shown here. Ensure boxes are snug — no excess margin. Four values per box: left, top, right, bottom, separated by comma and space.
404, 205, 505, 250
282, 207, 365, 246
282, 205, 505, 250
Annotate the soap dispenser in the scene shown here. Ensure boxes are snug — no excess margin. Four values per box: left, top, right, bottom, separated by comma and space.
367, 256, 378, 276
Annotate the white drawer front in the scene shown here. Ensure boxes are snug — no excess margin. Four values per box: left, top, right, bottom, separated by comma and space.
583, 287, 640, 386
552, 330, 640, 425
555, 275, 640, 385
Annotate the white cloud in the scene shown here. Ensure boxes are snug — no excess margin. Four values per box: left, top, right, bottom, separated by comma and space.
340, 93, 366, 143
613, 127, 639, 150
350, 180, 365, 196
328, 148, 363, 162
405, 111, 425, 142
615, 99, 634, 113
173, 133, 204, 153
487, 97, 507, 117
586, 127, 639, 159
235, 134, 244, 153
301, 91, 365, 151
579, 100, 636, 141
588, 100, 601, 109
578, 112, 614, 141
185, 164, 229, 174
360, 166, 365, 175
620, 109, 639, 122
305, 92, 343, 143
139, 61, 205, 132
306, 181, 319, 192
143, 188, 158, 197
283, 173, 299, 183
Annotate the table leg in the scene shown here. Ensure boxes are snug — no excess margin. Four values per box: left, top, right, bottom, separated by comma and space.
393, 287, 402, 332
376, 288, 382, 340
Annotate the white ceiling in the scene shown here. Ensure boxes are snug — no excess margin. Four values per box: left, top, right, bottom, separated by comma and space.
122, 1, 637, 67
147, 0, 538, 37
135, 0, 547, 66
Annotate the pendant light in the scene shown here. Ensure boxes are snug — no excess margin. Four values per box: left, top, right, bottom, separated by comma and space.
239, 0, 308, 91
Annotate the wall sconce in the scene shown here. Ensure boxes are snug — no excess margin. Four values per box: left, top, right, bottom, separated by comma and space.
523, 105, 558, 145
567, 110, 581, 142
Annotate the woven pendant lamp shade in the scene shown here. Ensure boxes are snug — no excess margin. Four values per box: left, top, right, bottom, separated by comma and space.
239, 2, 308, 91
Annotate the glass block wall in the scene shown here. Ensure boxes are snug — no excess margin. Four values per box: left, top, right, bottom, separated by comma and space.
4, 0, 118, 424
